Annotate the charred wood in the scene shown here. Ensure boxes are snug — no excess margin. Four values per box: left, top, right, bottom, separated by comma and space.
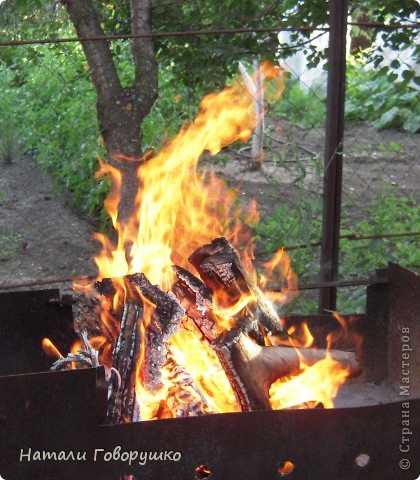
72, 294, 104, 339
107, 301, 142, 424
95, 277, 117, 297
127, 273, 184, 340
162, 348, 211, 417
126, 273, 185, 394
172, 265, 217, 343
189, 237, 285, 337
172, 265, 265, 345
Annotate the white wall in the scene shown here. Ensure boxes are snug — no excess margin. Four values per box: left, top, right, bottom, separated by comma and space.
277, 15, 419, 94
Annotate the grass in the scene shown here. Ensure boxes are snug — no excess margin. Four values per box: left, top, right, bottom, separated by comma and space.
0, 226, 23, 260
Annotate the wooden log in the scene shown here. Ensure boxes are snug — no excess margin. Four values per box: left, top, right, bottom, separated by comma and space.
72, 294, 106, 339
172, 265, 217, 343
126, 273, 185, 394
189, 237, 285, 337
162, 347, 211, 417
214, 328, 361, 411
86, 274, 185, 423
107, 301, 142, 424
172, 265, 265, 345
172, 263, 356, 413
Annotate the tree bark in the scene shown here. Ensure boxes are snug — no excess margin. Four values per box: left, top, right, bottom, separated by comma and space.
61, 0, 158, 225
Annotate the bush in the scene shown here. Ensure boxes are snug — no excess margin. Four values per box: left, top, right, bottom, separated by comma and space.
346, 57, 420, 133
270, 77, 326, 129
1, 43, 105, 219
254, 189, 419, 313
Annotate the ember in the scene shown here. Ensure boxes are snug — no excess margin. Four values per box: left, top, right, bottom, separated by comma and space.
60, 63, 359, 421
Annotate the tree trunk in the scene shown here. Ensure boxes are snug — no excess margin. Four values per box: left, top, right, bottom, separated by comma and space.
61, 0, 158, 225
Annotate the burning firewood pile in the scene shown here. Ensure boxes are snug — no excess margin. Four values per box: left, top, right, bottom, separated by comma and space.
0, 262, 418, 480
45, 63, 361, 423
51, 235, 360, 424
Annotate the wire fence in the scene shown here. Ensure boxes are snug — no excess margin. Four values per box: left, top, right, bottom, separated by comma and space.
0, 5, 419, 314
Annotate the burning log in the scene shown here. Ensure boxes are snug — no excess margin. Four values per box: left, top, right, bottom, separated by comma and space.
173, 241, 361, 412
69, 241, 360, 420
72, 293, 115, 343
172, 264, 266, 346
172, 265, 217, 343
104, 273, 185, 423
107, 300, 142, 424
189, 237, 285, 338
126, 273, 185, 393
160, 348, 211, 417
214, 329, 361, 411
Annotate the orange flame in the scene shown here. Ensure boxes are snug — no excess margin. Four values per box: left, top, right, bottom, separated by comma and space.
76, 63, 353, 418
42, 338, 63, 360
93, 63, 286, 290
269, 355, 350, 409
260, 248, 298, 305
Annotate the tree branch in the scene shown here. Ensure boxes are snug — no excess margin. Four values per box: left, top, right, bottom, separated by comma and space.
130, 0, 158, 111
61, 0, 122, 99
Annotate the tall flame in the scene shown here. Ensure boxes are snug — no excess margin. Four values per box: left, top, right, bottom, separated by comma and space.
94, 63, 285, 291
79, 63, 353, 419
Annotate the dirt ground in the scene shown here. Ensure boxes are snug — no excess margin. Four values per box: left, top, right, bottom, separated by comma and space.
211, 121, 419, 217
0, 155, 97, 293
0, 122, 418, 294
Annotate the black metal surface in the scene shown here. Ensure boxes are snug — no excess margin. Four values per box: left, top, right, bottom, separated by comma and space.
0, 368, 106, 480
0, 368, 418, 480
96, 400, 420, 480
388, 263, 420, 396
319, 0, 348, 313
0, 367, 108, 480
362, 277, 390, 381
0, 289, 76, 376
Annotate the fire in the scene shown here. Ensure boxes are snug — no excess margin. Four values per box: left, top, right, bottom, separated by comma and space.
269, 323, 357, 409
74, 62, 353, 419
260, 248, 298, 306
169, 331, 239, 414
269, 355, 350, 409
42, 338, 63, 360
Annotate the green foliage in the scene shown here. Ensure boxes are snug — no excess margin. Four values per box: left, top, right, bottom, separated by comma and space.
271, 77, 326, 129
338, 189, 419, 312
0, 2, 68, 41
340, 189, 420, 273
0, 227, 23, 260
0, 122, 18, 164
0, 41, 107, 218
346, 58, 420, 133
254, 189, 419, 313
1, 0, 418, 236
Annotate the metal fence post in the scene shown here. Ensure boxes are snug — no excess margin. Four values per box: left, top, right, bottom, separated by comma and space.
319, 0, 348, 313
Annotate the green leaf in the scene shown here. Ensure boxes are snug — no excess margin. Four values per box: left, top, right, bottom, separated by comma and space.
390, 59, 400, 70
372, 106, 401, 130
401, 69, 415, 83
403, 115, 420, 134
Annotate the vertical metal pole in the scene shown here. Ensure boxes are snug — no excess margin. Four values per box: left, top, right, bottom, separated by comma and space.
319, 0, 348, 313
